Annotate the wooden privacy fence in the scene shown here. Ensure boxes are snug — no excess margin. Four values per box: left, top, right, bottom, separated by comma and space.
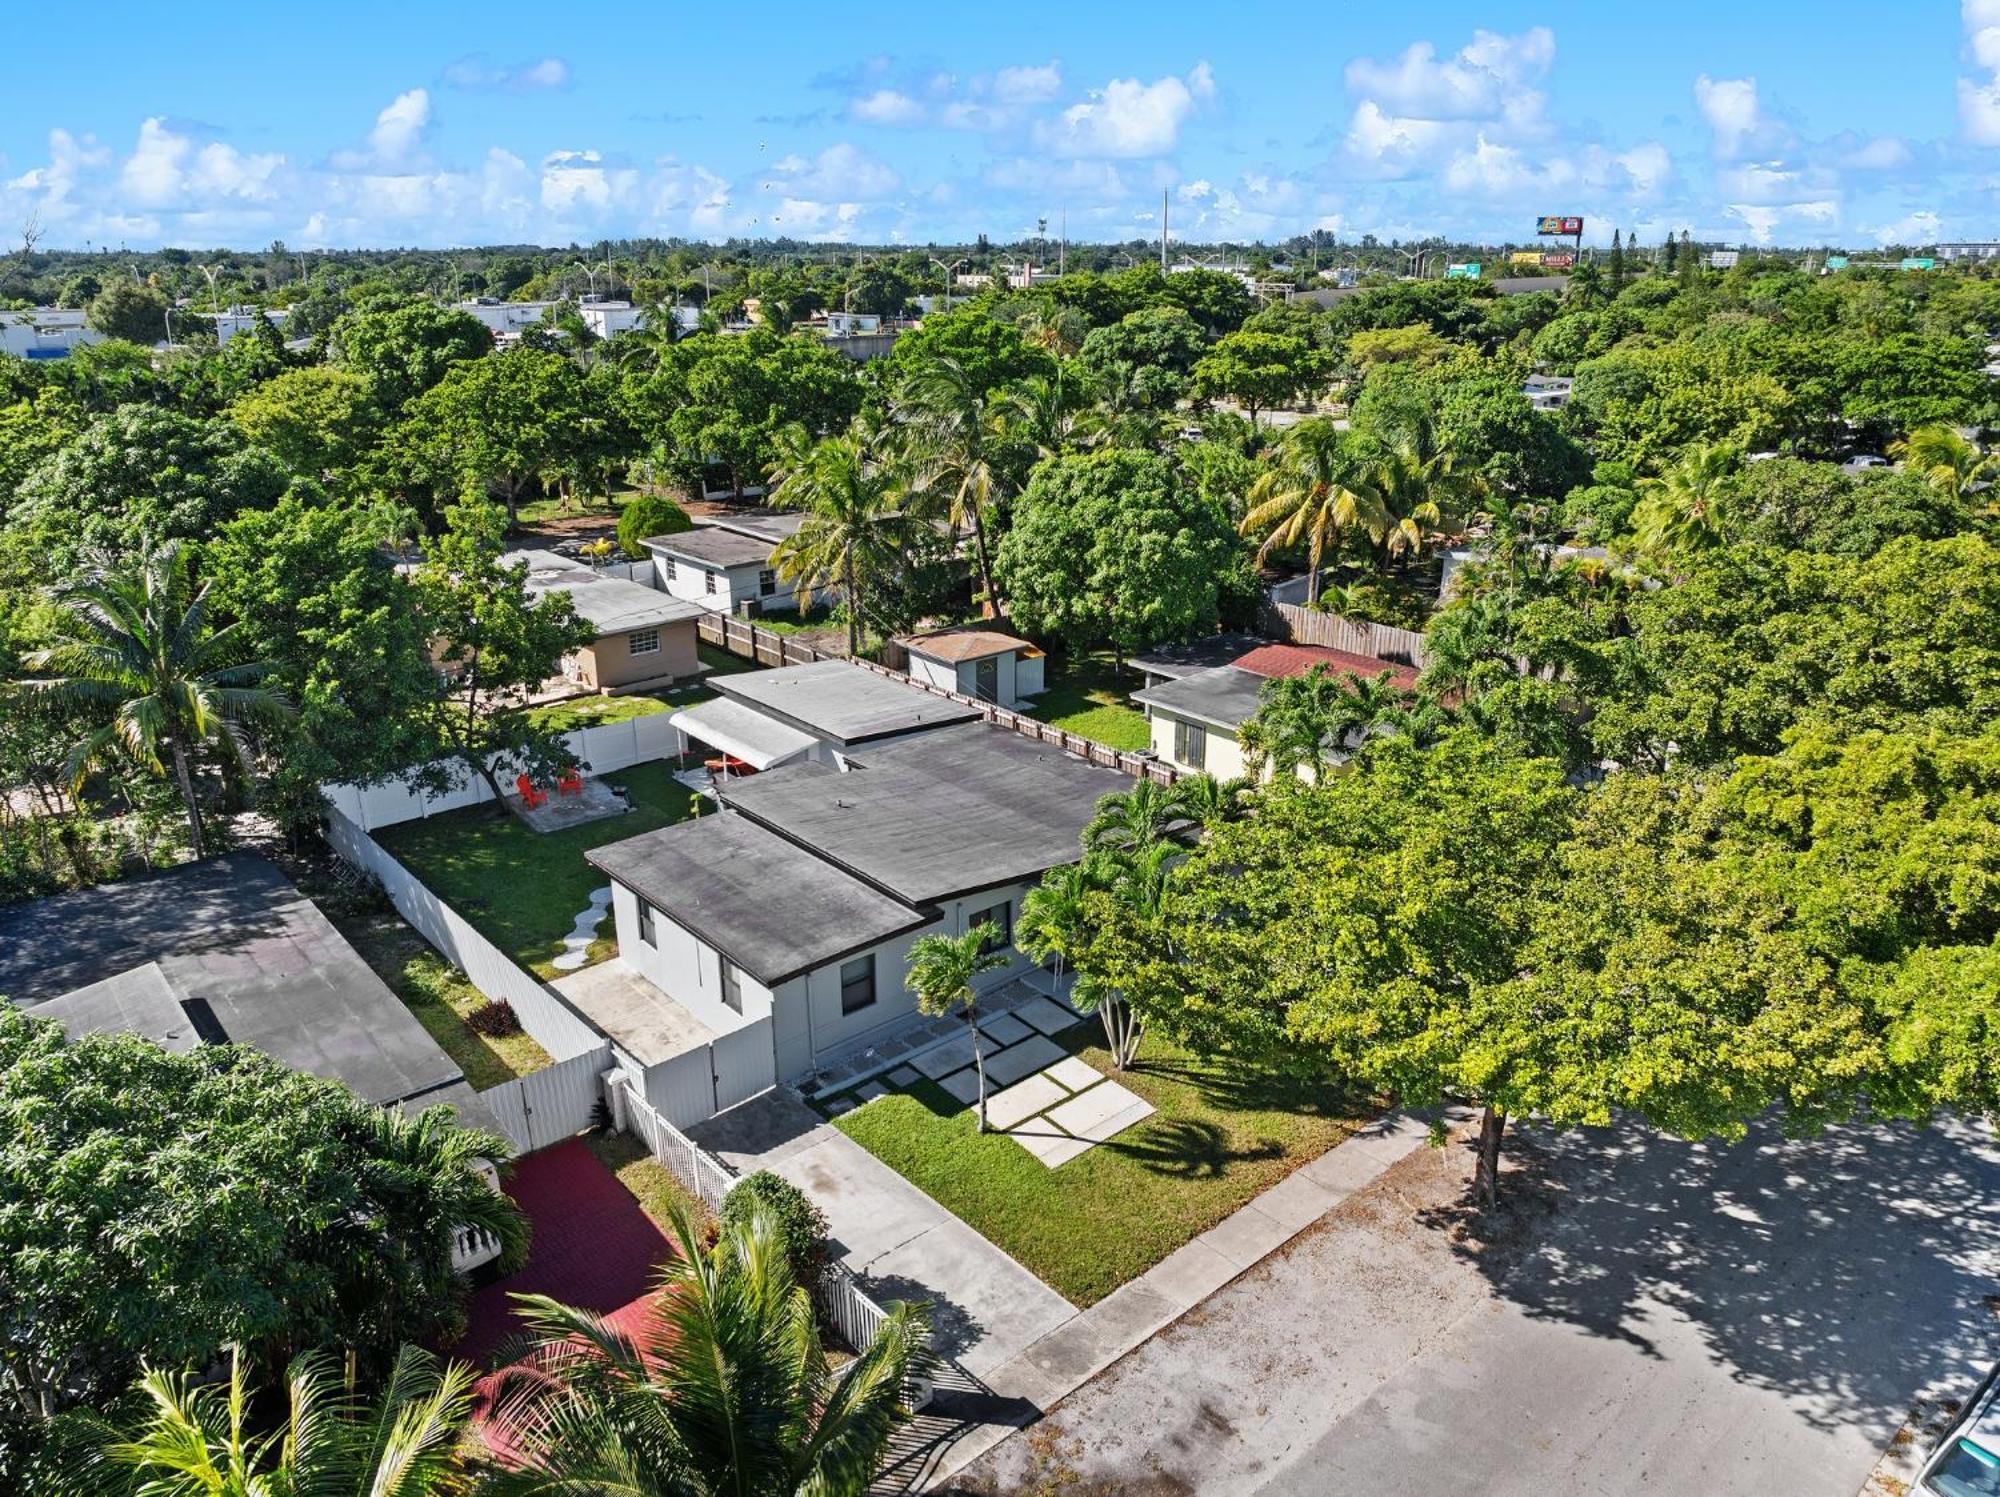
696, 614, 1181, 786
1266, 601, 1429, 668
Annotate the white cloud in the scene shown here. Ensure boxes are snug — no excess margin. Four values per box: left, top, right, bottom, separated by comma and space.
852, 89, 925, 126
539, 149, 637, 214
367, 89, 430, 165
767, 141, 899, 199
1344, 28, 1554, 121
1039, 65, 1213, 158
442, 55, 571, 90
1694, 74, 1762, 156
117, 119, 285, 207
993, 62, 1061, 105
1842, 135, 1912, 170
1869, 208, 1942, 245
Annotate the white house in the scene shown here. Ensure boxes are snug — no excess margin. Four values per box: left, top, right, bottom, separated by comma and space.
899, 626, 1045, 707
586, 719, 1129, 1091
644, 512, 805, 614
0, 308, 102, 360
669, 658, 982, 772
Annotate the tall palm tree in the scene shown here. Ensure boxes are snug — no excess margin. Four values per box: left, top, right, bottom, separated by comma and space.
22, 541, 292, 859
996, 373, 1084, 462
1237, 665, 1392, 782
1891, 423, 1997, 500
768, 424, 912, 658
1164, 770, 1253, 830
1076, 840, 1173, 1069
487, 1205, 930, 1497
1081, 778, 1185, 856
1562, 262, 1606, 309
90, 1344, 477, 1497
1630, 442, 1738, 560
896, 357, 1008, 616
1240, 418, 1384, 601
1359, 408, 1481, 569
1018, 861, 1093, 993
906, 924, 1010, 1131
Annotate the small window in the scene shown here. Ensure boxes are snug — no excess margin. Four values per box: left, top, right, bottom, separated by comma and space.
663, 556, 677, 582
719, 955, 743, 1013
759, 567, 777, 597
968, 902, 1012, 955
637, 900, 658, 947
628, 628, 659, 656
1174, 717, 1206, 770
705, 570, 718, 596
839, 954, 876, 1015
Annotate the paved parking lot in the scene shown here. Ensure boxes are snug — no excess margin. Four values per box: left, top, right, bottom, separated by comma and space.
949, 1116, 2000, 1497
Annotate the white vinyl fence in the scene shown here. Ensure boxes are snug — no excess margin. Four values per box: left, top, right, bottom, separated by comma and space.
608, 1071, 739, 1213
480, 1047, 613, 1154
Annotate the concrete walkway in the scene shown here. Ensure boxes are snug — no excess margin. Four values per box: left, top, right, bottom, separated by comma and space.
690, 1090, 1076, 1381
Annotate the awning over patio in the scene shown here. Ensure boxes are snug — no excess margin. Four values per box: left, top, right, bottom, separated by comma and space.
669, 698, 817, 770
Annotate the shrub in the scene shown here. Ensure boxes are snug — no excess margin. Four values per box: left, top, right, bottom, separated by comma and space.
720, 1170, 829, 1287
466, 999, 523, 1037
617, 495, 692, 558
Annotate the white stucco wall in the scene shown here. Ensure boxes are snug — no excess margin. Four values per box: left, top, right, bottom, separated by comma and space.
609, 883, 774, 1036
1147, 708, 1251, 780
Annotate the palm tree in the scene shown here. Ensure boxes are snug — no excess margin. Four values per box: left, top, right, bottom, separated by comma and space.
905, 924, 1010, 1131
1360, 409, 1481, 569
1563, 262, 1606, 309
897, 357, 1008, 616
1081, 778, 1185, 856
1076, 841, 1172, 1069
355, 1103, 531, 1304
1237, 665, 1391, 782
91, 1344, 477, 1497
1891, 423, 1997, 500
1240, 417, 1384, 601
487, 1204, 930, 1497
1630, 442, 1738, 560
22, 541, 292, 859
768, 425, 912, 658
997, 373, 1084, 462
1018, 861, 1092, 993
1164, 770, 1253, 830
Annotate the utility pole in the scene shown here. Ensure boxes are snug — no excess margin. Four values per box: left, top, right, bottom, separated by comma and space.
1161, 189, 1169, 271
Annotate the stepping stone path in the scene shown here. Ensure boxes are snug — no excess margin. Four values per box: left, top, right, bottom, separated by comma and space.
550, 886, 614, 972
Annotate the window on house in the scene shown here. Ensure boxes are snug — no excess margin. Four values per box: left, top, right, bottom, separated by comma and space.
705, 569, 719, 596
719, 955, 743, 1013
967, 901, 1012, 956
629, 628, 660, 656
663, 556, 677, 583
1174, 717, 1206, 770
637, 900, 658, 947
839, 954, 876, 1015
759, 567, 777, 597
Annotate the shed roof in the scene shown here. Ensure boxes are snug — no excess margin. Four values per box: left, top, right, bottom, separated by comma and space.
718, 723, 1129, 905
712, 659, 980, 746
1231, 642, 1420, 692
1132, 666, 1270, 733
586, 814, 929, 987
669, 698, 817, 770
900, 626, 1034, 664
644, 528, 774, 567
701, 510, 805, 543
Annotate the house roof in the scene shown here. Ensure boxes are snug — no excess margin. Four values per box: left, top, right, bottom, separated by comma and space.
503, 550, 706, 635
643, 528, 774, 568
712, 659, 981, 746
718, 723, 1131, 906
900, 626, 1034, 664
1129, 632, 1267, 681
1231, 642, 1421, 692
700, 510, 805, 544
0, 854, 478, 1113
586, 814, 930, 987
669, 698, 817, 770
1132, 666, 1271, 734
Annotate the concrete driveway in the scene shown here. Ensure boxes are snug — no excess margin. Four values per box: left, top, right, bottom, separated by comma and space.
947, 1116, 2000, 1497
692, 1091, 1075, 1380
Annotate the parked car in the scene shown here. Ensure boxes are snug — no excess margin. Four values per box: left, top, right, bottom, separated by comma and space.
1915, 1362, 2000, 1495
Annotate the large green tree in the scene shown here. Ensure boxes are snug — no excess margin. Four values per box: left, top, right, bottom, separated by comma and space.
229, 366, 385, 488
331, 301, 491, 413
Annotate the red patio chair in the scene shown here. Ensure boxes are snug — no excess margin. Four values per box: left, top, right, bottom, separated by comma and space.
515, 773, 546, 809
557, 768, 585, 797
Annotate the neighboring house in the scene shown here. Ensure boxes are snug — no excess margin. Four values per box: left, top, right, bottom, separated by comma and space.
669, 657, 982, 771
507, 549, 707, 694
899, 626, 1045, 707
1523, 373, 1573, 412
1134, 641, 1420, 778
1438, 541, 1613, 599
586, 721, 1129, 1088
0, 308, 103, 359
644, 511, 804, 615
1129, 633, 1268, 690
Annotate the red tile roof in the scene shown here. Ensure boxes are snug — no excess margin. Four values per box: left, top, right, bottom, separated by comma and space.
1230, 642, 1421, 692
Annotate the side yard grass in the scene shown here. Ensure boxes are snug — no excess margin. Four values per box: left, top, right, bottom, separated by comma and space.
830, 1025, 1373, 1306
1023, 652, 1152, 753
586, 1130, 714, 1238
375, 759, 699, 979
331, 906, 553, 1089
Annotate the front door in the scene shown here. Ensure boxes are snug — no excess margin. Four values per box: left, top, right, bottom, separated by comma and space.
973, 656, 999, 703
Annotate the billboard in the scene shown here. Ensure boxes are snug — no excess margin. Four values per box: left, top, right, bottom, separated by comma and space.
1900, 256, 1936, 271
1706, 249, 1739, 269
1536, 215, 1584, 236
1542, 250, 1576, 269
1824, 255, 1849, 271
1510, 250, 1545, 267
1445, 262, 1481, 279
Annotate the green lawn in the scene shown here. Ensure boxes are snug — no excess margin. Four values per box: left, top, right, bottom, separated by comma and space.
376, 760, 699, 979
830, 1026, 1373, 1306
513, 491, 624, 527
1023, 653, 1152, 753
331, 908, 553, 1090
523, 694, 671, 734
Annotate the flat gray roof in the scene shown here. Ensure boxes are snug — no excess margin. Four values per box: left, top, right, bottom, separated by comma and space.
645, 528, 774, 567
703, 510, 805, 543
1129, 632, 1264, 681
713, 659, 981, 746
587, 814, 929, 986
503, 550, 707, 635
1132, 665, 1269, 733
0, 854, 469, 1110
720, 723, 1131, 905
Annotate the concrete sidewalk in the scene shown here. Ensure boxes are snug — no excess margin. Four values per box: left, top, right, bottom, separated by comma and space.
884, 1105, 1470, 1491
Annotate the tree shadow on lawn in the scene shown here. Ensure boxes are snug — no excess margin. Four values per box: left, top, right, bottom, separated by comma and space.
1104, 1118, 1285, 1180
1423, 1114, 2000, 1434
1125, 1052, 1372, 1121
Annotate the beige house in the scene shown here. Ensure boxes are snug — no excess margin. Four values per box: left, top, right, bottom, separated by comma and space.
507, 550, 708, 694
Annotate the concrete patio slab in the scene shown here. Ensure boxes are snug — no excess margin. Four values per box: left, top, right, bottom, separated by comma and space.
1014, 1128, 1094, 1168
911, 1030, 979, 1079
983, 1034, 1065, 1086
1015, 994, 1082, 1036
979, 1012, 1033, 1047
1045, 1079, 1148, 1138
1046, 1055, 1102, 1093
938, 1068, 983, 1105
886, 1065, 919, 1086
512, 776, 632, 833
1065, 1096, 1155, 1146
984, 1073, 1067, 1131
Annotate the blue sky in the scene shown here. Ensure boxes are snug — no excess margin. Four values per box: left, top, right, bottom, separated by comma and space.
2, 1, 1989, 250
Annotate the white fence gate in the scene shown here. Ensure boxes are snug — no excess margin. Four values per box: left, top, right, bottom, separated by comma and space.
712, 1021, 778, 1113
481, 1046, 612, 1154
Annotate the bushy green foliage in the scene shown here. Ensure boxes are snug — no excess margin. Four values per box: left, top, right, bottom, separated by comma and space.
617, 493, 692, 557
720, 1169, 829, 1288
